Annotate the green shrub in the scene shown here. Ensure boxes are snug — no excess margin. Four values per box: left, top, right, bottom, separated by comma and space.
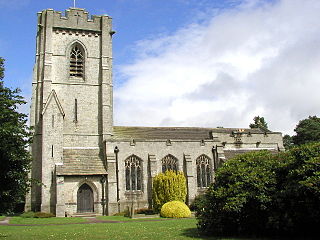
196, 143, 320, 238
34, 212, 55, 218
160, 201, 191, 218
113, 211, 126, 216
152, 170, 187, 212
135, 208, 155, 215
20, 211, 35, 218
189, 194, 207, 213
113, 206, 132, 217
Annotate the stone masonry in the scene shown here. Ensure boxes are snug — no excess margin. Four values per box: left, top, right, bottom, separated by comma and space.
25, 8, 284, 217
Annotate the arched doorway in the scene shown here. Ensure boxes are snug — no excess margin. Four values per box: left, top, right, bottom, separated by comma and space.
77, 183, 94, 213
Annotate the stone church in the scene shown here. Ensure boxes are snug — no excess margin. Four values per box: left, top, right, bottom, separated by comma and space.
25, 8, 284, 217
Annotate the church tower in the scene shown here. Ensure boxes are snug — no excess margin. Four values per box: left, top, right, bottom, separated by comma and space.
26, 8, 114, 216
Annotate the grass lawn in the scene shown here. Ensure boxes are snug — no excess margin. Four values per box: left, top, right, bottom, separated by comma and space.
0, 216, 6, 221
9, 217, 88, 225
0, 218, 248, 240
96, 215, 166, 221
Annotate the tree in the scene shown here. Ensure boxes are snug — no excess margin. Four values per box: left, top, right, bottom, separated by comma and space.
283, 134, 293, 150
196, 151, 281, 236
152, 170, 187, 212
0, 57, 32, 214
196, 144, 320, 238
292, 116, 320, 145
249, 116, 269, 131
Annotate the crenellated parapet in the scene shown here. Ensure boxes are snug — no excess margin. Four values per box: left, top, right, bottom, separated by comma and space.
37, 8, 112, 32
53, 28, 101, 37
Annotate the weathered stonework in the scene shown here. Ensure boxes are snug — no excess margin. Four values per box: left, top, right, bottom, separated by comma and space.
27, 8, 284, 217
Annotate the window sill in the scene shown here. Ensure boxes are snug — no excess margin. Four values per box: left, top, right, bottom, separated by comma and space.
69, 76, 85, 82
197, 187, 209, 193
124, 190, 143, 196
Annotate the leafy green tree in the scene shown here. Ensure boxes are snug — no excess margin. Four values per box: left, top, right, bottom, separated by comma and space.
196, 144, 320, 237
249, 116, 269, 131
271, 143, 320, 237
0, 57, 32, 214
196, 151, 282, 236
152, 170, 187, 212
292, 116, 320, 145
283, 134, 293, 150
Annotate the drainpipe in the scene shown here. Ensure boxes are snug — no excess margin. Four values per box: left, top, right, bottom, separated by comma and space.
212, 146, 217, 171
100, 176, 106, 216
114, 146, 120, 213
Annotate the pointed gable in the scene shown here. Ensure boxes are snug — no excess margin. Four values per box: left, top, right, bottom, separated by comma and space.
42, 90, 65, 117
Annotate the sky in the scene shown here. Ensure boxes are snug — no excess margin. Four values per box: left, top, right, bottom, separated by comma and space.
1, 0, 320, 135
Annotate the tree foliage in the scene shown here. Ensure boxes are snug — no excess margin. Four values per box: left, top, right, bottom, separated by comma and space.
0, 57, 32, 214
249, 116, 269, 131
196, 144, 320, 237
292, 115, 320, 145
283, 134, 293, 150
152, 170, 187, 212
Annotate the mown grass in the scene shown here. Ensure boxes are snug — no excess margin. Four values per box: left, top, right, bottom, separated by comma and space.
96, 215, 165, 221
0, 217, 280, 240
9, 216, 87, 225
0, 215, 6, 221
0, 218, 244, 240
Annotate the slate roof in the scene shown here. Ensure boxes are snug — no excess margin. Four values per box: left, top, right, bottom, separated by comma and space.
56, 149, 106, 175
112, 126, 268, 141
223, 148, 279, 160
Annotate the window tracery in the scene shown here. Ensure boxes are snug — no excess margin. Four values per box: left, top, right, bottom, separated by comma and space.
196, 155, 212, 188
125, 155, 142, 191
70, 44, 84, 77
161, 154, 178, 172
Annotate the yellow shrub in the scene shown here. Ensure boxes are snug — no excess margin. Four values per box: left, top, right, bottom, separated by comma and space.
152, 170, 187, 212
160, 201, 191, 218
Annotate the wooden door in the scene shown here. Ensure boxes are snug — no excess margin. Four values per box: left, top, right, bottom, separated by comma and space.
77, 183, 94, 213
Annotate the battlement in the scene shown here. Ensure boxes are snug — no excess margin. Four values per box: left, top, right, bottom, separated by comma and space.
37, 8, 112, 32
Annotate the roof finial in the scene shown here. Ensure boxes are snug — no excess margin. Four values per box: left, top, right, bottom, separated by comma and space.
73, 0, 76, 8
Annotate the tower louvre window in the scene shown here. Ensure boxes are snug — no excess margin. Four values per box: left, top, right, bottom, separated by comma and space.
70, 45, 84, 77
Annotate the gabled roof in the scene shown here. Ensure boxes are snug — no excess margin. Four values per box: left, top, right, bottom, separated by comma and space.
42, 90, 65, 117
56, 148, 107, 175
111, 126, 269, 141
224, 148, 279, 160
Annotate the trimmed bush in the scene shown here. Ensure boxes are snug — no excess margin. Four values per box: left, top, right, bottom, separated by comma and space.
152, 170, 187, 212
160, 201, 191, 218
20, 211, 35, 218
34, 212, 55, 218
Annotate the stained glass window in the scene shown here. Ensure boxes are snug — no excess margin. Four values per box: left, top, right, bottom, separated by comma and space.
161, 154, 178, 173
125, 155, 142, 191
196, 155, 212, 188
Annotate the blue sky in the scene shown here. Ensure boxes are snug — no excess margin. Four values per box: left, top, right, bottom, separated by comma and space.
0, 0, 235, 89
1, 0, 320, 135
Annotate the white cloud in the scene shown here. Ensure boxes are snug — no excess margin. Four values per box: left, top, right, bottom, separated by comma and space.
114, 0, 320, 135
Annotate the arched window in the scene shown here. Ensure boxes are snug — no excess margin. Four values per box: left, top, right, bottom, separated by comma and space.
70, 44, 84, 78
125, 155, 142, 191
196, 155, 212, 188
162, 154, 178, 173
